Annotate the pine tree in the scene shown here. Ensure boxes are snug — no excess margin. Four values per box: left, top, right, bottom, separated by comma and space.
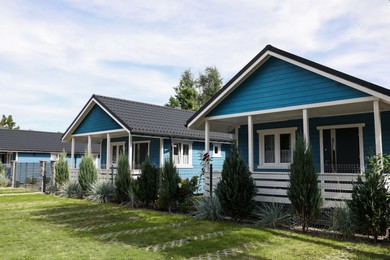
348, 154, 390, 243
287, 135, 322, 232
215, 144, 256, 222
158, 159, 181, 212
55, 151, 69, 186
134, 156, 159, 207
78, 153, 98, 192
115, 154, 132, 203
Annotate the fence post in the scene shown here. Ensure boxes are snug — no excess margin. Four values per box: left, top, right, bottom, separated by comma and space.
50, 160, 56, 188
209, 163, 213, 198
40, 161, 47, 193
110, 165, 114, 184
11, 160, 16, 188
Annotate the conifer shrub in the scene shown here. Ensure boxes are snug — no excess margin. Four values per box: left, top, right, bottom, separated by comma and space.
115, 154, 132, 203
287, 135, 322, 232
0, 161, 8, 187
347, 154, 390, 243
78, 153, 98, 192
158, 159, 180, 212
133, 157, 159, 207
55, 151, 69, 186
215, 144, 256, 222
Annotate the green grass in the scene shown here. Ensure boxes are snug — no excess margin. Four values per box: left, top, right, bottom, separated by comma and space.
0, 189, 389, 259
0, 187, 39, 194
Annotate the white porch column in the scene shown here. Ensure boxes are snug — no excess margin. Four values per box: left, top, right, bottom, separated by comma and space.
303, 109, 309, 147
373, 100, 383, 155
160, 138, 164, 167
128, 132, 133, 170
248, 115, 254, 172
205, 120, 210, 153
87, 135, 92, 154
106, 133, 111, 170
71, 137, 75, 169
235, 126, 239, 146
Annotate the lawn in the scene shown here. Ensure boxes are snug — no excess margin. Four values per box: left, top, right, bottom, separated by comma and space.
0, 188, 389, 259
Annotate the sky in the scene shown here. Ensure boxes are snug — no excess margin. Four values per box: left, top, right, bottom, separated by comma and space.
0, 0, 389, 133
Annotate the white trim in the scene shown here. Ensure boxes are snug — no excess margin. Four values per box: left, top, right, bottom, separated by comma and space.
373, 100, 383, 155
206, 97, 377, 121
303, 109, 309, 146
87, 135, 92, 154
160, 138, 164, 167
72, 128, 125, 137
106, 133, 111, 170
205, 120, 210, 153
172, 141, 193, 168
248, 115, 254, 172
235, 126, 239, 146
319, 129, 324, 173
128, 133, 133, 170
257, 127, 297, 169
317, 123, 365, 130
358, 127, 364, 172
110, 141, 125, 167
71, 137, 75, 168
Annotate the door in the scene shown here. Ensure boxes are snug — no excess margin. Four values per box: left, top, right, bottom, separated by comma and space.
134, 142, 149, 169
111, 143, 124, 166
323, 127, 360, 173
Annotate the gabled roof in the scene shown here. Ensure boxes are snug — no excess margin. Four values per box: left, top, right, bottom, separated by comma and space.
63, 95, 232, 142
0, 128, 98, 153
186, 44, 390, 128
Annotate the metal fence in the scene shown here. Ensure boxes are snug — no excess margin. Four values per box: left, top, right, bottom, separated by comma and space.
5, 161, 51, 191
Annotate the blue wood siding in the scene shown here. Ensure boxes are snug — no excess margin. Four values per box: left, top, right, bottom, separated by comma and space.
17, 153, 50, 163
74, 105, 122, 134
208, 57, 369, 117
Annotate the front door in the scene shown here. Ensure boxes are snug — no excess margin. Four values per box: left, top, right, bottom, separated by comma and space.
111, 143, 124, 166
323, 127, 360, 173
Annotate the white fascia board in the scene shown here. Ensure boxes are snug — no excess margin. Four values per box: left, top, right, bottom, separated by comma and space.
270, 52, 390, 104
187, 51, 273, 129
206, 96, 377, 121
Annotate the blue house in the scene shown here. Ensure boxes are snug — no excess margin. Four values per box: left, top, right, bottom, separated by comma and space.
187, 45, 390, 206
62, 95, 232, 183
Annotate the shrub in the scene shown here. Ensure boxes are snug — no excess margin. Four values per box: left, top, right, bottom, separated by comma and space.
88, 181, 116, 203
287, 135, 322, 232
55, 151, 69, 186
256, 203, 291, 228
158, 159, 181, 212
215, 143, 256, 222
133, 157, 159, 207
193, 196, 223, 221
78, 153, 98, 192
59, 182, 83, 199
115, 154, 132, 203
0, 161, 7, 187
328, 203, 356, 239
177, 176, 199, 212
348, 154, 390, 243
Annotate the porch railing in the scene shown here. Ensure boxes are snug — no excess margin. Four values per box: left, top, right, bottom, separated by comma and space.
204, 170, 363, 208
70, 168, 141, 183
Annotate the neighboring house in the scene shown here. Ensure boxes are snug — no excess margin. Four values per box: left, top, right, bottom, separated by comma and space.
61, 95, 232, 183
0, 128, 99, 166
187, 45, 390, 206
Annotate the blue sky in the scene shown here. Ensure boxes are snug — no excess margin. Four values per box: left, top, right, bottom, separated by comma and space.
1, 0, 389, 132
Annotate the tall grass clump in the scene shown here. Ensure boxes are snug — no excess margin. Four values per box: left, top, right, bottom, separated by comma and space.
158, 159, 180, 212
216, 143, 256, 222
193, 196, 223, 221
78, 153, 98, 192
88, 181, 116, 203
115, 154, 132, 203
287, 135, 322, 232
55, 151, 69, 186
59, 182, 83, 199
328, 203, 356, 239
256, 203, 291, 228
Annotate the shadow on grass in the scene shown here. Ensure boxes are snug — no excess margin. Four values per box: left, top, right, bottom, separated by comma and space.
263, 228, 390, 260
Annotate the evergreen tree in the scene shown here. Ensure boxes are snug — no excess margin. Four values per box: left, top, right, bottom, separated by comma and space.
197, 66, 223, 106
78, 153, 98, 192
348, 154, 390, 243
134, 157, 159, 207
215, 143, 256, 222
115, 154, 132, 203
158, 159, 181, 212
287, 135, 322, 232
0, 115, 20, 129
55, 151, 69, 186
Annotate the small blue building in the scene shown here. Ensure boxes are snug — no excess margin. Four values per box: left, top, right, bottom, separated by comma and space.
187, 45, 390, 206
62, 95, 232, 183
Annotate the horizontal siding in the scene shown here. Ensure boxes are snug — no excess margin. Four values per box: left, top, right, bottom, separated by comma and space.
74, 105, 122, 134
208, 57, 369, 116
17, 153, 50, 163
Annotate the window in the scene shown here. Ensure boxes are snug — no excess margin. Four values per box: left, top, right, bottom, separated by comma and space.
212, 143, 221, 157
172, 142, 192, 167
258, 127, 297, 168
134, 142, 149, 169
50, 153, 59, 161
111, 142, 125, 166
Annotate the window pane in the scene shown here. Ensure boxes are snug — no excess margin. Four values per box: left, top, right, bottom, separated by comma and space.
182, 144, 189, 165
280, 134, 291, 163
214, 145, 219, 154
134, 143, 149, 169
112, 145, 117, 164
173, 143, 180, 165
264, 135, 275, 163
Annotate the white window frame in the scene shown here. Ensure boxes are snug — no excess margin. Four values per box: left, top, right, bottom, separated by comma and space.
50, 153, 60, 161
172, 141, 193, 168
111, 141, 125, 166
133, 141, 150, 169
212, 143, 221, 158
257, 127, 297, 169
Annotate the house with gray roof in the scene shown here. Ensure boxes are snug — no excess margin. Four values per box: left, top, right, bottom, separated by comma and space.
62, 95, 232, 181
0, 128, 99, 167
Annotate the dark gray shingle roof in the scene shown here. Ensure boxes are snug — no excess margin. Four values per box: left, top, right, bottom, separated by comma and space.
93, 95, 232, 142
0, 128, 98, 153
